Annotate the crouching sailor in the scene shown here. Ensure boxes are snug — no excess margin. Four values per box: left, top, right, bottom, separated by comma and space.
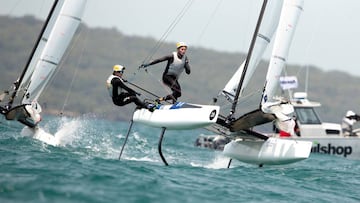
106, 64, 154, 112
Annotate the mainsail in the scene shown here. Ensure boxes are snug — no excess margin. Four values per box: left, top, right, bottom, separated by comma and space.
0, 0, 87, 127
261, 0, 304, 111
258, 0, 304, 135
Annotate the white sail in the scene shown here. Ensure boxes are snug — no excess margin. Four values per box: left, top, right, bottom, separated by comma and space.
22, 0, 87, 104
15, 2, 63, 105
257, 0, 304, 136
222, 0, 284, 101
261, 0, 304, 108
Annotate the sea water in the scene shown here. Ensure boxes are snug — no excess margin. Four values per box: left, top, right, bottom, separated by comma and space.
0, 115, 359, 203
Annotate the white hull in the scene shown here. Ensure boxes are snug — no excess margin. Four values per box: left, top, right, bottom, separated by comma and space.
223, 137, 312, 165
133, 102, 220, 130
196, 134, 360, 160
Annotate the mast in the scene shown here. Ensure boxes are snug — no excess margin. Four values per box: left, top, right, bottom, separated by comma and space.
7, 0, 60, 108
228, 0, 268, 119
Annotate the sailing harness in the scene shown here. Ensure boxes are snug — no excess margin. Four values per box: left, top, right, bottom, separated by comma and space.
106, 75, 125, 97
166, 52, 187, 79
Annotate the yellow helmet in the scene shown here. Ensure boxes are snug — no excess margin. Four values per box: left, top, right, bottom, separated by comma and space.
113, 64, 125, 72
176, 41, 187, 49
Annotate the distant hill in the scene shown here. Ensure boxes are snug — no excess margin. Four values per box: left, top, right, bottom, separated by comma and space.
0, 15, 359, 123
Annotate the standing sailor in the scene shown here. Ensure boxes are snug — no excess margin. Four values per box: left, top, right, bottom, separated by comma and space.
140, 42, 191, 104
107, 64, 154, 111
342, 110, 360, 136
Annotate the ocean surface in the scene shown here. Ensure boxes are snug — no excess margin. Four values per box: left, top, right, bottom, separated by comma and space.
1, 115, 359, 203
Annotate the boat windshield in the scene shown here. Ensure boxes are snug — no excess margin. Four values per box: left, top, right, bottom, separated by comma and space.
294, 107, 321, 125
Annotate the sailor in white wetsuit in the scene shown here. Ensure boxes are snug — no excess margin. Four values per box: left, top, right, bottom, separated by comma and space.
342, 110, 360, 136
107, 65, 154, 111
140, 42, 191, 104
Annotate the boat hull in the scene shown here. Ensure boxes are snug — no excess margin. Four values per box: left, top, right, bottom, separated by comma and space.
133, 102, 220, 130
4, 104, 41, 128
223, 137, 312, 165
196, 134, 360, 160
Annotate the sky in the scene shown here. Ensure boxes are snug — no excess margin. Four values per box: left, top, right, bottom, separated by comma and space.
1, 0, 360, 76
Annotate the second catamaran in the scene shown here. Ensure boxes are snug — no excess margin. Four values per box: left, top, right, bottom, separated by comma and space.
205, 0, 312, 166
0, 0, 87, 145
0, 0, 86, 128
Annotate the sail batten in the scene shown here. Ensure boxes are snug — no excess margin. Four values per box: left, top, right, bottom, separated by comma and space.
257, 33, 271, 43
61, 14, 83, 21
40, 59, 59, 66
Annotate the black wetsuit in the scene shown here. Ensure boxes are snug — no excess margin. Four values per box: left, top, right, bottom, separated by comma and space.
110, 77, 145, 108
147, 53, 190, 102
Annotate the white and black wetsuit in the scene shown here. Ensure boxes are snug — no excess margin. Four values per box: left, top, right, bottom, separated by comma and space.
106, 75, 146, 108
146, 52, 190, 103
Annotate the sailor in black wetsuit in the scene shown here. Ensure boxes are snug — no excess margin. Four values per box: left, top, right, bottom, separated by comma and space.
140, 42, 191, 104
107, 65, 153, 111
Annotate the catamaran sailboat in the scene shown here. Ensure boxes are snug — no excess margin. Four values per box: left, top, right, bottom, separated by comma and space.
196, 0, 360, 162
198, 0, 313, 166
0, 0, 87, 145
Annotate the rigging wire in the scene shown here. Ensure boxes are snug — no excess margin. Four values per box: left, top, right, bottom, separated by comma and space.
290, 4, 322, 95
195, 0, 223, 44
5, 0, 49, 20
59, 24, 88, 115
212, 1, 259, 105
130, 0, 194, 99
4, 0, 22, 17
281, 3, 323, 101
126, 81, 160, 98
141, 0, 195, 64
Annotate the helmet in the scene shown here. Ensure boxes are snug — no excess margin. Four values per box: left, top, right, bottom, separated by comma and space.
346, 110, 355, 117
113, 64, 125, 72
176, 42, 187, 49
